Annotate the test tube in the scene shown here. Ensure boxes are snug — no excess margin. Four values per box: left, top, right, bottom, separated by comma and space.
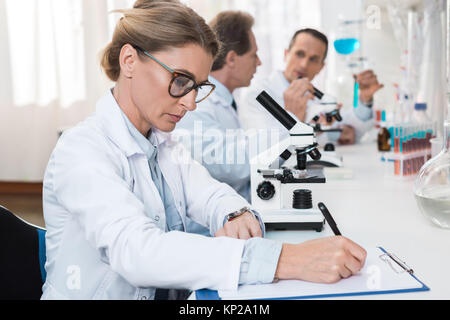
353, 80, 359, 109
412, 126, 419, 152
394, 127, 399, 153
407, 127, 412, 154
402, 125, 406, 154
400, 126, 404, 154
428, 122, 433, 149
418, 126, 424, 151
422, 125, 426, 150
424, 127, 427, 150
375, 110, 381, 128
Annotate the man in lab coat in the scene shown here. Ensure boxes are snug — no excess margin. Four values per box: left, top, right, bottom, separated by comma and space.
176, 11, 262, 204
239, 28, 384, 145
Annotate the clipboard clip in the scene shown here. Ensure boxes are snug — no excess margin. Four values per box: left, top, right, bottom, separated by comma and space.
379, 251, 414, 275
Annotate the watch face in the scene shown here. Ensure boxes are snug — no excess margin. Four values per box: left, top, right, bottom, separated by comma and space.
228, 207, 250, 221
230, 212, 243, 219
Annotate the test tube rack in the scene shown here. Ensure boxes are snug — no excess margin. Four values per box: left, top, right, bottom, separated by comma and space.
381, 150, 431, 178
380, 122, 436, 178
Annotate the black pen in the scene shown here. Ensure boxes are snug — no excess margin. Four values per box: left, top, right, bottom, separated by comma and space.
318, 202, 341, 236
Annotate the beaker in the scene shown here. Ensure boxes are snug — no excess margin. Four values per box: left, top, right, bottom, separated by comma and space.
414, 120, 450, 228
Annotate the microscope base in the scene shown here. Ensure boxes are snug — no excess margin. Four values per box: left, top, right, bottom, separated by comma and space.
265, 221, 324, 232
259, 209, 325, 232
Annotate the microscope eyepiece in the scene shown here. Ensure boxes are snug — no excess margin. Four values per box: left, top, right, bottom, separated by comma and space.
297, 76, 324, 100
256, 91, 297, 130
313, 87, 324, 100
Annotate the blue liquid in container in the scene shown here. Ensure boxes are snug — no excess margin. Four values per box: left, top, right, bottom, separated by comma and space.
333, 38, 360, 55
353, 80, 359, 108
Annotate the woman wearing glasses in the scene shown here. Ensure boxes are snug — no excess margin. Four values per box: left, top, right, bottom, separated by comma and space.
41, 1, 366, 300
41, 1, 268, 300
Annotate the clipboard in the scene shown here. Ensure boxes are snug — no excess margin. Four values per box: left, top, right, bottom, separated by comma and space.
196, 247, 430, 300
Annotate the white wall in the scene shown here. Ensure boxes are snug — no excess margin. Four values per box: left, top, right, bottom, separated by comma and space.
319, 0, 401, 112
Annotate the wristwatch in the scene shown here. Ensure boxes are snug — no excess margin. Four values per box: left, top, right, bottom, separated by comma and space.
226, 207, 253, 222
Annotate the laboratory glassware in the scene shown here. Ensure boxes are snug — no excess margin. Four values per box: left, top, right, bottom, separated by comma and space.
333, 19, 362, 55
414, 120, 450, 228
334, 19, 365, 109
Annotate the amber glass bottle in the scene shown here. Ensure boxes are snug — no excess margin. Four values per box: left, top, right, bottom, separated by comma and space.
377, 126, 391, 151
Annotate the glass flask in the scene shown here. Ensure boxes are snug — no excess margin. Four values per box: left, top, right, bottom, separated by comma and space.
414, 120, 450, 228
333, 18, 365, 110
333, 19, 362, 55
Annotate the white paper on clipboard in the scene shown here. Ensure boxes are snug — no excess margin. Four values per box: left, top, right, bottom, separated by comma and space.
218, 247, 429, 300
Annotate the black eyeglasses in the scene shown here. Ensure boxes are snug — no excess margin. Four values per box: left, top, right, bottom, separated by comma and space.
133, 46, 215, 103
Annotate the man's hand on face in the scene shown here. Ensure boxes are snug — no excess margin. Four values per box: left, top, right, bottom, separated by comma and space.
355, 70, 384, 104
283, 78, 315, 122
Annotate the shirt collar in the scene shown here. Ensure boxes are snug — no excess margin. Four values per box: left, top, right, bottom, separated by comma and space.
209, 75, 234, 106
95, 88, 170, 158
119, 107, 158, 161
276, 70, 291, 89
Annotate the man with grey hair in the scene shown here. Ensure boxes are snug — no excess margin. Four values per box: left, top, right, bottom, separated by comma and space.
177, 11, 262, 204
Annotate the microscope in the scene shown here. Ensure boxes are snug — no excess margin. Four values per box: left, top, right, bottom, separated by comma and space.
299, 76, 343, 128
300, 79, 344, 168
250, 91, 326, 231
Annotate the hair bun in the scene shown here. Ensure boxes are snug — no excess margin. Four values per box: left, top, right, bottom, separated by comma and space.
133, 0, 179, 9
100, 0, 218, 82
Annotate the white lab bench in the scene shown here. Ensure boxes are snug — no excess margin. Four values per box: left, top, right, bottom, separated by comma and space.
191, 141, 449, 300
265, 141, 450, 299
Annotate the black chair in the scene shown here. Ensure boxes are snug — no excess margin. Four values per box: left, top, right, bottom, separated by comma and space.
0, 205, 46, 300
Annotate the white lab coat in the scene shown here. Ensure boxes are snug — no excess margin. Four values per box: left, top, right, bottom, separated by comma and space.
239, 71, 374, 143
41, 90, 249, 300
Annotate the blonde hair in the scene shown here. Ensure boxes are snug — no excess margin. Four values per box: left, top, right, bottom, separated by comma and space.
133, 0, 180, 9
101, 1, 219, 82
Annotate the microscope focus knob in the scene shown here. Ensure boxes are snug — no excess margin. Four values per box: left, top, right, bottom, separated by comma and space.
308, 148, 322, 161
257, 181, 275, 201
324, 143, 335, 152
